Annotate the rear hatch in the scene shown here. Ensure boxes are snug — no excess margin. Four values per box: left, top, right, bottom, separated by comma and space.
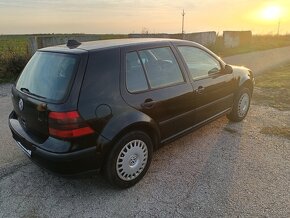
12, 51, 81, 140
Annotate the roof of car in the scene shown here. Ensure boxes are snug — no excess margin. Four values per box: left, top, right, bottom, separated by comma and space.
39, 38, 195, 53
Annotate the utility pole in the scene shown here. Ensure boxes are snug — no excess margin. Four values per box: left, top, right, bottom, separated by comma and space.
182, 9, 185, 39
277, 19, 281, 35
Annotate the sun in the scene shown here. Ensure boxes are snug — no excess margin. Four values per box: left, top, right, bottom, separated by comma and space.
261, 5, 282, 20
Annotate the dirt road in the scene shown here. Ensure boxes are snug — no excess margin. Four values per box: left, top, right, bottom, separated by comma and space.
224, 46, 290, 74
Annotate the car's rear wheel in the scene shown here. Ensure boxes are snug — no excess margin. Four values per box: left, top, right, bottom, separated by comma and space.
227, 87, 251, 122
105, 131, 153, 188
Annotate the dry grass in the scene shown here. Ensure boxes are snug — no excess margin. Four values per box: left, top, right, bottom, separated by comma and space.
212, 35, 290, 57
1, 34, 290, 83
252, 62, 290, 111
253, 62, 290, 140
0, 35, 28, 56
260, 126, 290, 140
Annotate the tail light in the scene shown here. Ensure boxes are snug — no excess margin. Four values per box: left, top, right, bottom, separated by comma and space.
48, 111, 94, 139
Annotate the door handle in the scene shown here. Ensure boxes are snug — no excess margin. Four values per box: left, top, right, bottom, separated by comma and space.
141, 99, 156, 109
195, 86, 205, 94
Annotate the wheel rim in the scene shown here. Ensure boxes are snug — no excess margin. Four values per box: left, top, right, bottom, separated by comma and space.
238, 93, 250, 118
116, 139, 148, 181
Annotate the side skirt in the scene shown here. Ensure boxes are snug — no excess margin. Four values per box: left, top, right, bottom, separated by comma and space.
160, 107, 231, 145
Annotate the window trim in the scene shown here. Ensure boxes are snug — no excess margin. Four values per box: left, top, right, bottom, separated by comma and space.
125, 51, 150, 93
176, 45, 223, 82
124, 46, 187, 94
136, 51, 151, 89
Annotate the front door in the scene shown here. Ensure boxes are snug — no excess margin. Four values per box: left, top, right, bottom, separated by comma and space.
177, 46, 236, 124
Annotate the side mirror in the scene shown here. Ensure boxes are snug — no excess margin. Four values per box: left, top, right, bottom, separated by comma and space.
224, 64, 233, 74
208, 67, 220, 75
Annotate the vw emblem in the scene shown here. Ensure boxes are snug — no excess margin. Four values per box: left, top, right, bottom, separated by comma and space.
19, 99, 24, 111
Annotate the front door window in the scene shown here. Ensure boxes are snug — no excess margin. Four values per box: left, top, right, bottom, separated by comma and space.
178, 46, 221, 80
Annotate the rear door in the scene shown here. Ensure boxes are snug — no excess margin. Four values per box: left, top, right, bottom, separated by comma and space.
176, 45, 236, 124
120, 44, 194, 141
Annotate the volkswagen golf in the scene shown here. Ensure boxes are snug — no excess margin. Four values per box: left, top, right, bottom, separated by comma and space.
8, 38, 254, 188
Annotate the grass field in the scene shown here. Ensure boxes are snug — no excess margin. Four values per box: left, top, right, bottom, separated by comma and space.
0, 34, 127, 56
252, 61, 290, 140
1, 34, 290, 83
0, 35, 31, 82
253, 61, 290, 111
1, 34, 290, 57
0, 34, 128, 82
0, 35, 29, 55
211, 35, 290, 57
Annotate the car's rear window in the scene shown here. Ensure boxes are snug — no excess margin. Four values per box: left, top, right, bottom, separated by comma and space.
16, 51, 79, 101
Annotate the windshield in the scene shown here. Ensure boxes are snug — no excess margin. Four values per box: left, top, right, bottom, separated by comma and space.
16, 51, 79, 101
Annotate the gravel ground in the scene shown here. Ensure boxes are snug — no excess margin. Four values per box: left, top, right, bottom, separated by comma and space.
0, 84, 289, 217
0, 83, 12, 97
1, 47, 290, 217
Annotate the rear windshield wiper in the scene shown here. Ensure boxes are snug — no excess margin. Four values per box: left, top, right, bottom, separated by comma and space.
20, 88, 46, 99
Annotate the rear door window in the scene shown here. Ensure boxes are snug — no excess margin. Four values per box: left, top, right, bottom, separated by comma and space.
125, 52, 149, 93
16, 51, 79, 101
139, 47, 184, 89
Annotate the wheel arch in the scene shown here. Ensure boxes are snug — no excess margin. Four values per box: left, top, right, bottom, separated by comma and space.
238, 69, 254, 95
99, 111, 160, 169
239, 79, 254, 95
110, 121, 160, 151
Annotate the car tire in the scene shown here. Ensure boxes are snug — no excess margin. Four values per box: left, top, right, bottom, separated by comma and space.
105, 131, 153, 188
227, 87, 251, 122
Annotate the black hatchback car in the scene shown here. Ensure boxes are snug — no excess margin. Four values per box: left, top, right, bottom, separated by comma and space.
8, 38, 254, 188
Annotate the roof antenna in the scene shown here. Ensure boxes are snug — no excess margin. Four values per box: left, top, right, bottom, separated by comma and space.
67, 39, 81, 48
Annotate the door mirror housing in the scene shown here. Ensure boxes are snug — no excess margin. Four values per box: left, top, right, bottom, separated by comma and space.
224, 64, 233, 74
208, 67, 220, 75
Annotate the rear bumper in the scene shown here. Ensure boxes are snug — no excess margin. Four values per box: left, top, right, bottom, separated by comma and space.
8, 111, 107, 175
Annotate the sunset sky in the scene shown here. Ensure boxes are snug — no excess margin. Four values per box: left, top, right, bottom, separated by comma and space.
0, 0, 289, 35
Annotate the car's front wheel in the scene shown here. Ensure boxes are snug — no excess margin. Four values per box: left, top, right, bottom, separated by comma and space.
227, 87, 251, 122
105, 131, 153, 188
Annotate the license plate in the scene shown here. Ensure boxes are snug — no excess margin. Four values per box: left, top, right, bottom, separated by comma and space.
15, 140, 32, 157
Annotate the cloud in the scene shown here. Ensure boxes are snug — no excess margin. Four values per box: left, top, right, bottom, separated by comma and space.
0, 0, 289, 34
0, 0, 198, 12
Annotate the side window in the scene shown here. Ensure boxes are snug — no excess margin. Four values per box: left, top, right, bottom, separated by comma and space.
178, 46, 221, 80
139, 47, 184, 89
126, 52, 149, 93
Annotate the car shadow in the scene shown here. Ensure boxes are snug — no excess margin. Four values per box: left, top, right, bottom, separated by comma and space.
1, 117, 247, 217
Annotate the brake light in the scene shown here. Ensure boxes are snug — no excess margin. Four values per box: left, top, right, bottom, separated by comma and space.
48, 111, 94, 139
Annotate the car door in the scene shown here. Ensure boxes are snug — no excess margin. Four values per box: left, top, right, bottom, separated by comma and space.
120, 44, 195, 141
176, 45, 236, 124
